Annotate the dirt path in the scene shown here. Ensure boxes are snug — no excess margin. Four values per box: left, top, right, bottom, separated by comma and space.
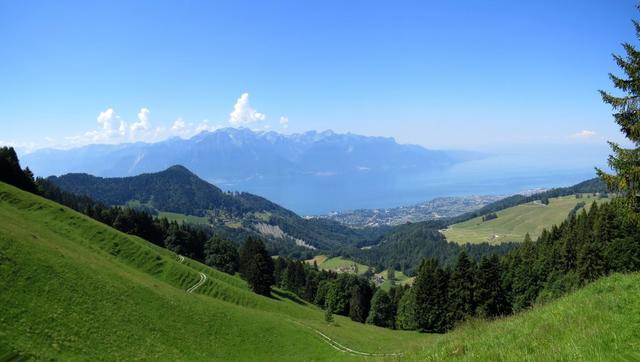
186, 272, 207, 293
288, 319, 403, 358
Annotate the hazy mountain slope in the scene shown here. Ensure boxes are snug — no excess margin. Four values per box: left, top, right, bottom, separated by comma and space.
23, 128, 475, 180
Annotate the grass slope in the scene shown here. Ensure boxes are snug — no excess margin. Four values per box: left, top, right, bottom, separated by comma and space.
443, 194, 608, 244
1, 182, 637, 361
157, 211, 209, 225
407, 273, 640, 361
0, 182, 423, 361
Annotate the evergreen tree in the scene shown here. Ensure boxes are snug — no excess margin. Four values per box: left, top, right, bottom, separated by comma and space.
204, 236, 239, 274
366, 289, 394, 328
448, 251, 476, 323
0, 146, 38, 194
348, 280, 373, 323
324, 304, 334, 323
239, 237, 275, 296
395, 288, 417, 330
598, 16, 640, 211
413, 259, 450, 333
475, 255, 510, 318
324, 275, 351, 316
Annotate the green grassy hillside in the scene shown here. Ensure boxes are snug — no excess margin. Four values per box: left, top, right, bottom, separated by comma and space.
443, 194, 608, 244
407, 272, 640, 361
1, 182, 637, 361
0, 182, 423, 360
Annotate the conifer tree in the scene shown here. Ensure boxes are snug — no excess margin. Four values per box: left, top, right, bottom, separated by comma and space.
413, 259, 450, 332
476, 255, 510, 318
395, 288, 418, 330
366, 289, 394, 328
598, 16, 640, 211
204, 236, 239, 274
239, 237, 275, 296
448, 251, 476, 322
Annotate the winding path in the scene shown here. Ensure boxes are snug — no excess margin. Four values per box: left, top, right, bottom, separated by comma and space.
186, 272, 207, 293
288, 319, 403, 358
176, 253, 393, 358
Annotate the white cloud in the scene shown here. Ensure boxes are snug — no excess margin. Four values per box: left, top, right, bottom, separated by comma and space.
279, 116, 289, 129
130, 107, 151, 139
572, 130, 597, 139
172, 117, 186, 130
195, 119, 219, 133
229, 93, 266, 126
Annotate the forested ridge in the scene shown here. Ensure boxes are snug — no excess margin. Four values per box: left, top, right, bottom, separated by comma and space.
47, 165, 293, 218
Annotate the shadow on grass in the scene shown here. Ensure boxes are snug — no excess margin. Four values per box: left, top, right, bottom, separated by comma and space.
270, 289, 308, 305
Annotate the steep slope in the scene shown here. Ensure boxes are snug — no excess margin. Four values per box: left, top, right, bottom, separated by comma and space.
407, 273, 640, 361
0, 182, 422, 360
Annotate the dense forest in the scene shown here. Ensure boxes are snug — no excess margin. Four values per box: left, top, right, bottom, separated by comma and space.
346, 222, 517, 275
48, 165, 292, 218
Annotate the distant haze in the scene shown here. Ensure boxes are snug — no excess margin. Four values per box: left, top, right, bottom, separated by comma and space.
20, 128, 609, 214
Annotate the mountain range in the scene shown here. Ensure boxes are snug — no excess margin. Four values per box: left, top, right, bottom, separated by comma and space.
22, 128, 480, 214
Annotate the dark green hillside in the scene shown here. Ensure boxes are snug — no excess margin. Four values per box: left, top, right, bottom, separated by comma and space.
48, 165, 292, 218
349, 222, 517, 275
47, 165, 386, 253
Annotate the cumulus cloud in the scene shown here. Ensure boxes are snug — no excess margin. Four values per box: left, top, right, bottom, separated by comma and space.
39, 93, 274, 150
279, 116, 289, 129
130, 107, 151, 138
229, 93, 266, 126
172, 117, 186, 131
572, 130, 597, 139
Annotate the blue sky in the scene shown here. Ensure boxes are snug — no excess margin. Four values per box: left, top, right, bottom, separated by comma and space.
0, 0, 637, 152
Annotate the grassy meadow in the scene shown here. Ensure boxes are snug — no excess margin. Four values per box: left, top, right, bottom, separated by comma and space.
442, 194, 609, 244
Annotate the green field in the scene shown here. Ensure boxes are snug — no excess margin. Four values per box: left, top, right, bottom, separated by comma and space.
308, 255, 370, 275
375, 270, 413, 291
443, 194, 609, 244
308, 255, 413, 290
1, 182, 638, 361
157, 211, 209, 225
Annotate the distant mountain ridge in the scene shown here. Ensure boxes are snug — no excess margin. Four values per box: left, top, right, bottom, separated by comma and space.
22, 128, 481, 214
24, 128, 477, 180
